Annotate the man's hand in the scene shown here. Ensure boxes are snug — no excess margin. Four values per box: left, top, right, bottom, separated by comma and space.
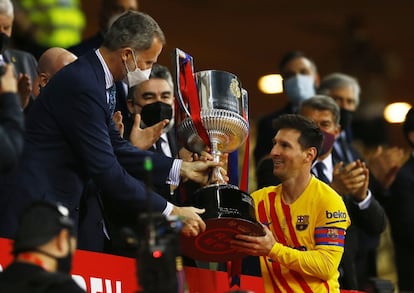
112, 111, 124, 138
0, 64, 17, 94
180, 160, 229, 185
129, 113, 168, 150
367, 146, 405, 189
331, 160, 369, 201
170, 205, 206, 237
17, 73, 32, 109
230, 225, 276, 256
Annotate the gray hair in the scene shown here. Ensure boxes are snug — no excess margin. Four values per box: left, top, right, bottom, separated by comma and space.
0, 0, 14, 17
317, 73, 360, 106
299, 94, 341, 126
102, 11, 165, 51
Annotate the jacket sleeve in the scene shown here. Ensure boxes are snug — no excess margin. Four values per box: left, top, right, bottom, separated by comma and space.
0, 93, 24, 173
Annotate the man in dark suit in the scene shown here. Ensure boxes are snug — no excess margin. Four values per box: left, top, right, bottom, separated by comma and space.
0, 11, 223, 242
386, 107, 414, 292
299, 95, 386, 290
0, 0, 37, 110
68, 0, 140, 132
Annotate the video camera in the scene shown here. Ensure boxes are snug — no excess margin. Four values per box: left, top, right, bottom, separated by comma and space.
135, 212, 183, 293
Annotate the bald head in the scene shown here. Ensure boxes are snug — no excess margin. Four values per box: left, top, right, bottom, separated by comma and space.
38, 47, 77, 77
34, 47, 77, 97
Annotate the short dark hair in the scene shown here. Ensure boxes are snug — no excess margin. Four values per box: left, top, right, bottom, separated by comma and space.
403, 107, 414, 147
149, 64, 173, 89
299, 95, 340, 125
273, 114, 323, 158
103, 11, 166, 51
278, 50, 317, 74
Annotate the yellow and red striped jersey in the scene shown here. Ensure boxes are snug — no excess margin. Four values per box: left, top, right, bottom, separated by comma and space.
252, 176, 351, 293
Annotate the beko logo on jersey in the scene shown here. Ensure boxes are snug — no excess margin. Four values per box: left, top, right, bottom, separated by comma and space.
325, 210, 347, 219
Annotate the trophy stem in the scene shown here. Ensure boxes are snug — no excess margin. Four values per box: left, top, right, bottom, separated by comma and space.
211, 141, 226, 185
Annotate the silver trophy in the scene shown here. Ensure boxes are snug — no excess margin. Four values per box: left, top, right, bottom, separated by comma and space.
173, 48, 264, 262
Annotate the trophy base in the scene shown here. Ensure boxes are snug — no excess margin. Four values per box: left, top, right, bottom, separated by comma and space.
180, 217, 264, 262
180, 184, 265, 262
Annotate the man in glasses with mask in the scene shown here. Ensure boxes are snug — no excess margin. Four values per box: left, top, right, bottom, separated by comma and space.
0, 201, 85, 293
125, 63, 176, 156
0, 11, 225, 245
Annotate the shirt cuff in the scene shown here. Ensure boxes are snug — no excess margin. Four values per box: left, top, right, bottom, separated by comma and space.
167, 159, 182, 187
162, 202, 174, 216
355, 189, 372, 210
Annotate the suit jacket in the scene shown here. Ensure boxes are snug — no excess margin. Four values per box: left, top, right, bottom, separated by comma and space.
3, 49, 38, 83
0, 93, 24, 173
386, 154, 414, 291
68, 33, 131, 130
0, 51, 175, 238
329, 155, 386, 290
3, 48, 38, 113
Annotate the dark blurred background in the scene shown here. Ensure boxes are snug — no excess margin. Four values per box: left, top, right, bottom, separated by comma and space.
80, 0, 414, 148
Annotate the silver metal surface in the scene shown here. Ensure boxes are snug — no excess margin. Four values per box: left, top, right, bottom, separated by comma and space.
177, 70, 249, 154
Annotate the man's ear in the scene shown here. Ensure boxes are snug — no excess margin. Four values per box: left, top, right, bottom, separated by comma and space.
56, 229, 70, 255
121, 47, 133, 63
127, 99, 135, 113
39, 73, 49, 88
305, 147, 317, 163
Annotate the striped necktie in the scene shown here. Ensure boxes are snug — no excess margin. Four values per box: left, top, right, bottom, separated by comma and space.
107, 85, 116, 115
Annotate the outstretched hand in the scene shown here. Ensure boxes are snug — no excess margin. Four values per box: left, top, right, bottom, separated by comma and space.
129, 113, 169, 150
180, 160, 229, 185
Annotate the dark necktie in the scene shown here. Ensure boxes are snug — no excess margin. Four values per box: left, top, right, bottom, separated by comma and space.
108, 85, 116, 115
155, 137, 165, 155
315, 161, 330, 184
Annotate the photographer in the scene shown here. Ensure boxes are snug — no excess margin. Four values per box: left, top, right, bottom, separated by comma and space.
0, 63, 24, 173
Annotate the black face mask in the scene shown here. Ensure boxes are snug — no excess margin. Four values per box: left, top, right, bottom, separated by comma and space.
33, 238, 73, 274
56, 251, 73, 274
339, 108, 354, 130
140, 101, 173, 127
0, 32, 9, 53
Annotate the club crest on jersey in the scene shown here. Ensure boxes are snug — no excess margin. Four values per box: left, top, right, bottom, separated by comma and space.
296, 215, 309, 231
326, 228, 338, 239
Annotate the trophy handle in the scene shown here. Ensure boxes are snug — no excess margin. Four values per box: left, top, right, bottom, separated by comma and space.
172, 48, 192, 117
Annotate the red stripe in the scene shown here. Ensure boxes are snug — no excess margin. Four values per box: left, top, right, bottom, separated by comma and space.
281, 199, 300, 246
263, 258, 282, 293
315, 237, 345, 245
323, 280, 330, 292
268, 192, 287, 245
239, 133, 250, 192
257, 200, 268, 225
267, 192, 296, 292
179, 59, 211, 148
281, 197, 313, 293
271, 261, 294, 293
258, 200, 281, 292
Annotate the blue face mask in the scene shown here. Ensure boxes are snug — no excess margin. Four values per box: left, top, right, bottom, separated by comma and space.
283, 74, 316, 105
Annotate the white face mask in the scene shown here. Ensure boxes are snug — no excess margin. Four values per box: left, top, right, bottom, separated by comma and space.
124, 50, 151, 87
